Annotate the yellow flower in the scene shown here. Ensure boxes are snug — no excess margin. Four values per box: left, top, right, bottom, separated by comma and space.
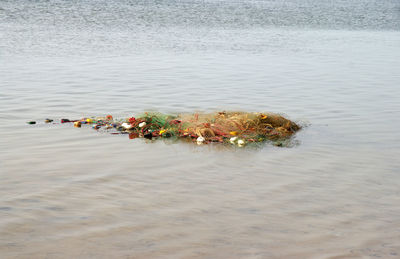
230, 131, 238, 136
159, 130, 166, 134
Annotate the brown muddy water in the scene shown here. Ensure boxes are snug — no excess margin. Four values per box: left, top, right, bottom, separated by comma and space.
1, 0, 400, 258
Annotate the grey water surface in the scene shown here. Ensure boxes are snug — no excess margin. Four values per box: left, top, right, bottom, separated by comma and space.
1, 0, 400, 258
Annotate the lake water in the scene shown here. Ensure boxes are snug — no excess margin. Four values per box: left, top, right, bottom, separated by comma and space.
1, 0, 400, 258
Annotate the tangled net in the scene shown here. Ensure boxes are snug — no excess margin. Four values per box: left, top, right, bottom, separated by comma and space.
37, 111, 301, 147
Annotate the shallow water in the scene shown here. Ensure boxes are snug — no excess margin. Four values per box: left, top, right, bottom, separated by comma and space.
1, 0, 400, 258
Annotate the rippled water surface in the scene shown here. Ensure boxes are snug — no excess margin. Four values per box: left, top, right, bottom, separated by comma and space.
1, 0, 400, 258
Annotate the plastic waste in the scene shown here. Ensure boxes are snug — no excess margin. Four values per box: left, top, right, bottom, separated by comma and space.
28, 111, 301, 147
197, 136, 205, 145
143, 132, 152, 139
237, 139, 245, 147
121, 123, 133, 130
230, 137, 238, 144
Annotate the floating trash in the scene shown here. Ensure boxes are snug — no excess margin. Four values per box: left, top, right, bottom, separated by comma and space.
230, 136, 238, 144
121, 122, 133, 130
237, 139, 246, 147
27, 112, 302, 147
196, 136, 205, 145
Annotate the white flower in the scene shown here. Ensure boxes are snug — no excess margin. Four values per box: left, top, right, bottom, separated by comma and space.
138, 122, 147, 128
237, 139, 245, 147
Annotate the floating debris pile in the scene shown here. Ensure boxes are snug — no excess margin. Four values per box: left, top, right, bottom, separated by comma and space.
28, 112, 301, 147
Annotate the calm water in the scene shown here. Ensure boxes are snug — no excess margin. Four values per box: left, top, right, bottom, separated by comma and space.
1, 0, 400, 258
